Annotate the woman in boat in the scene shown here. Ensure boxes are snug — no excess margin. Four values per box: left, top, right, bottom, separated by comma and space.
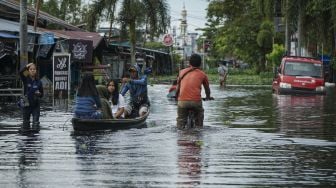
96, 85, 113, 119
74, 73, 102, 119
107, 79, 125, 119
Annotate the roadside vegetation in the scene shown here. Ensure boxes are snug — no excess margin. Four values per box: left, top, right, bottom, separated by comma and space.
29, 1, 336, 78
150, 68, 274, 86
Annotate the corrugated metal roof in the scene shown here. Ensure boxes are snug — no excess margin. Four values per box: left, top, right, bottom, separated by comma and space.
0, 20, 104, 49
0, 18, 39, 34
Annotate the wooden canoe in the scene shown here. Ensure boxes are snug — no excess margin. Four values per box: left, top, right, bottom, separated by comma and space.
72, 111, 149, 131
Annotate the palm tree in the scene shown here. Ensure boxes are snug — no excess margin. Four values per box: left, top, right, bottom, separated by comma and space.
87, 0, 170, 65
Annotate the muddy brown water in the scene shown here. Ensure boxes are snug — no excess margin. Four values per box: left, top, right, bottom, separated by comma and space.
0, 85, 336, 187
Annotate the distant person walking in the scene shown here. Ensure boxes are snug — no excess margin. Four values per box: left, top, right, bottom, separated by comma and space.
218, 61, 228, 87
19, 63, 44, 132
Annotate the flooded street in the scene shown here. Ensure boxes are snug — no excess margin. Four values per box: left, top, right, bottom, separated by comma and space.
1, 84, 336, 187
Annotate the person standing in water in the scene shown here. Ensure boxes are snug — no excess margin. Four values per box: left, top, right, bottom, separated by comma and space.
19, 63, 44, 132
176, 54, 213, 129
218, 61, 228, 87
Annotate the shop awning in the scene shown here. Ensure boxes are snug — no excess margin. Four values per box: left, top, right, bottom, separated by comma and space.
0, 32, 18, 39
50, 30, 104, 49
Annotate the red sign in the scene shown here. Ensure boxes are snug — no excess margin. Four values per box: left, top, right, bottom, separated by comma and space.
162, 34, 173, 46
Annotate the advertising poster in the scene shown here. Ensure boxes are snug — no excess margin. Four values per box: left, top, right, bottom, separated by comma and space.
53, 53, 70, 100
68, 39, 93, 64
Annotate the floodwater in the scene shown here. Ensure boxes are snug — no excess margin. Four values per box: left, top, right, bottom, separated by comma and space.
1, 84, 336, 187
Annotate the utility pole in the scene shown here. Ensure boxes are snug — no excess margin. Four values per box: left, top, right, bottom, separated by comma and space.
285, 0, 290, 55
202, 38, 205, 70
33, 0, 41, 32
20, 0, 28, 69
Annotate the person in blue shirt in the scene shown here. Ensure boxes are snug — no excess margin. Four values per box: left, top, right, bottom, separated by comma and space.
121, 64, 149, 118
19, 63, 44, 132
74, 73, 102, 119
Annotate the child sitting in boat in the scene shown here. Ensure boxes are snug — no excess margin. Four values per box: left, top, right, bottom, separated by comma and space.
74, 73, 102, 119
107, 79, 125, 119
167, 79, 177, 98
96, 85, 113, 119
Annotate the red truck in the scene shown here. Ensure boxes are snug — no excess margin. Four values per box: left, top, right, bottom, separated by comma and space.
272, 56, 326, 95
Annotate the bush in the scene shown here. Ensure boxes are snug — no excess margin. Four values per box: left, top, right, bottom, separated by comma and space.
266, 44, 285, 67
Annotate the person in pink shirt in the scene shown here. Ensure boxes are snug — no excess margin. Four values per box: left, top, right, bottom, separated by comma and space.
176, 54, 213, 129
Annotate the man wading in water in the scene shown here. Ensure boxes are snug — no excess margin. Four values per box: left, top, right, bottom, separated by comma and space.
175, 54, 213, 129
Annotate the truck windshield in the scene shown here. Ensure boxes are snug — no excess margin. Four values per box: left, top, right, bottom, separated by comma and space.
284, 61, 322, 78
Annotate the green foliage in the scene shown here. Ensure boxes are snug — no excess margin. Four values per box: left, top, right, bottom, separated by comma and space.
144, 42, 166, 50
206, 57, 218, 69
206, 0, 263, 68
266, 44, 285, 67
85, 0, 169, 64
151, 71, 273, 86
204, 0, 336, 74
331, 57, 336, 70
207, 72, 273, 85
257, 20, 274, 53
41, 0, 60, 18
39, 0, 84, 25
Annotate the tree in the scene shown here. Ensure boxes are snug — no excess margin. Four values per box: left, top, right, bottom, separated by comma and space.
86, 0, 169, 65
266, 44, 285, 67
205, 0, 263, 70
257, 21, 274, 73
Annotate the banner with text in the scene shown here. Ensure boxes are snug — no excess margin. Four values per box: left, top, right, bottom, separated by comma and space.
53, 53, 71, 100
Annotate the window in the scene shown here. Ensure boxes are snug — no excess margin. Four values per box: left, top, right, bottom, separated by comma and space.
284, 61, 322, 78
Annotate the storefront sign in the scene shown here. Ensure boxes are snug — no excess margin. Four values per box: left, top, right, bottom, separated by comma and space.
53, 53, 70, 100
69, 39, 93, 63
162, 33, 173, 46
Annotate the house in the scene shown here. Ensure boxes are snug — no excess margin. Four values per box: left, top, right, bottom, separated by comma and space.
0, 0, 173, 103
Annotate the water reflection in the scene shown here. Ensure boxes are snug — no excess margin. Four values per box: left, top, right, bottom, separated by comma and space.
74, 133, 100, 155
16, 134, 42, 187
0, 85, 336, 187
177, 130, 203, 187
274, 95, 336, 141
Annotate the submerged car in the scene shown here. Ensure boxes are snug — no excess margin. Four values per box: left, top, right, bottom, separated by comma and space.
272, 56, 326, 95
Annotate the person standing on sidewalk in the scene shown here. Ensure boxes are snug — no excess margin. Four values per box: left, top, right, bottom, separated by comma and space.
19, 63, 43, 132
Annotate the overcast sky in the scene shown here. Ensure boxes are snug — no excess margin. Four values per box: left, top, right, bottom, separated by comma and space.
168, 0, 209, 34
96, 0, 209, 34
